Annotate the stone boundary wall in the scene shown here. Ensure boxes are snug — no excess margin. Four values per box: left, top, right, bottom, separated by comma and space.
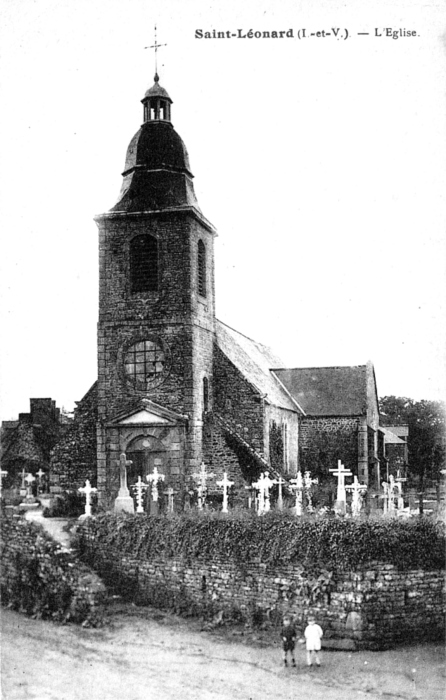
79, 526, 445, 649
0, 515, 106, 625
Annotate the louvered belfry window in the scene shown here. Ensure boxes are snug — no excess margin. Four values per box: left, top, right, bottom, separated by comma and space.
198, 240, 206, 297
130, 234, 158, 293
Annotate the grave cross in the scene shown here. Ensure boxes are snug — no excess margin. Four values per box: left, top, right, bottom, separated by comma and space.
346, 476, 367, 517
329, 460, 352, 512
388, 474, 400, 512
146, 467, 165, 502
119, 453, 133, 498
216, 472, 234, 513
20, 467, 27, 491
276, 474, 286, 510
25, 473, 35, 497
192, 462, 215, 510
0, 469, 8, 497
395, 471, 406, 511
163, 486, 177, 513
134, 476, 147, 514
114, 453, 134, 514
78, 479, 97, 518
290, 471, 304, 516
252, 471, 277, 515
303, 470, 318, 510
36, 468, 45, 494
251, 476, 264, 514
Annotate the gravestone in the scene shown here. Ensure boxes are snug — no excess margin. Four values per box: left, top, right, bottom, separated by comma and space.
303, 470, 318, 510
146, 466, 165, 515
290, 471, 304, 515
329, 460, 352, 514
216, 472, 234, 513
192, 462, 215, 510
78, 479, 97, 519
346, 476, 367, 517
114, 453, 135, 514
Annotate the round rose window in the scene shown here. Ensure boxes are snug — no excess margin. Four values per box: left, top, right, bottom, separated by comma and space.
123, 340, 167, 389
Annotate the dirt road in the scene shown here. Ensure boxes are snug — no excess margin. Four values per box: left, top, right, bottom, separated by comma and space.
1, 606, 444, 700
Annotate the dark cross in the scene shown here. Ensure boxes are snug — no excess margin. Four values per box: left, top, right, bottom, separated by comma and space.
145, 25, 167, 75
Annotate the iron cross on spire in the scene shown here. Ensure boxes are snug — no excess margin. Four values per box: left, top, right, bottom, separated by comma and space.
145, 25, 167, 76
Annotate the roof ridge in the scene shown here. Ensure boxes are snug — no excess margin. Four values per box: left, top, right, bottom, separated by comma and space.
274, 365, 367, 371
216, 318, 271, 350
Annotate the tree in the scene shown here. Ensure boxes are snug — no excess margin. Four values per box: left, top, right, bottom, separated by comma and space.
379, 396, 446, 489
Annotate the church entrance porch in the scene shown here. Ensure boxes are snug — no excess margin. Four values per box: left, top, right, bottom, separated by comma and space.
98, 400, 188, 510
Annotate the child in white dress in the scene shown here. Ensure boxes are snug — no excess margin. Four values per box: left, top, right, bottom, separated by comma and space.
304, 616, 323, 667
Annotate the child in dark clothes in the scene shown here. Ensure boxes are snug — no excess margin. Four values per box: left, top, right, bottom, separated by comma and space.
281, 615, 296, 666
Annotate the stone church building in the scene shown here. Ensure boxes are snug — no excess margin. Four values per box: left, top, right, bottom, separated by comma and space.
47, 73, 381, 510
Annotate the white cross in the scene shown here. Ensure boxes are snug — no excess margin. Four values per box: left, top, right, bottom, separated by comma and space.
387, 475, 401, 512
276, 475, 286, 510
346, 476, 367, 517
36, 468, 45, 494
78, 480, 97, 517
0, 469, 8, 497
192, 462, 215, 510
134, 476, 147, 513
252, 471, 277, 515
164, 486, 177, 513
329, 460, 352, 505
216, 472, 234, 513
146, 467, 165, 502
290, 471, 304, 515
20, 468, 26, 489
119, 453, 133, 497
303, 471, 318, 509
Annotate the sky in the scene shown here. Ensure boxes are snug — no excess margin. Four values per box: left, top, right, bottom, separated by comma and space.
0, 0, 445, 420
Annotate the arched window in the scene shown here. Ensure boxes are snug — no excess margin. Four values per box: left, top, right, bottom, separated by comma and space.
203, 377, 209, 412
197, 240, 206, 297
130, 235, 158, 293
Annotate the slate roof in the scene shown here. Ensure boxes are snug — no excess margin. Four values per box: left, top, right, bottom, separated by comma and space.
215, 321, 298, 412
273, 366, 368, 416
379, 426, 406, 445
384, 425, 408, 439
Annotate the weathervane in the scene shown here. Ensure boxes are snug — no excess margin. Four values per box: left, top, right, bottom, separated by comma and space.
145, 25, 167, 75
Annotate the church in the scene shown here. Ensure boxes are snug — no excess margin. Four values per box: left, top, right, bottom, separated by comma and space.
48, 72, 381, 510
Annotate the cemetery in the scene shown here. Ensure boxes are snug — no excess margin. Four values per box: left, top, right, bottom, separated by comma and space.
1, 458, 444, 650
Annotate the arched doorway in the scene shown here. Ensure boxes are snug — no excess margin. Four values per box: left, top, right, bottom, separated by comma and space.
125, 434, 168, 483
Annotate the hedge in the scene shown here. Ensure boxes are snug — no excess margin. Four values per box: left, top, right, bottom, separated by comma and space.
1, 514, 106, 625
75, 510, 446, 572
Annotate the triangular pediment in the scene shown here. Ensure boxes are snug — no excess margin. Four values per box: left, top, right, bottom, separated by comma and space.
119, 409, 170, 425
108, 399, 188, 427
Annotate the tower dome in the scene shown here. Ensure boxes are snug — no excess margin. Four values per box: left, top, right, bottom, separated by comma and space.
111, 75, 199, 213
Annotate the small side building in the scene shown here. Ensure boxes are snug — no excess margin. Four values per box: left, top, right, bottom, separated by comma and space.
1, 399, 71, 488
273, 361, 380, 488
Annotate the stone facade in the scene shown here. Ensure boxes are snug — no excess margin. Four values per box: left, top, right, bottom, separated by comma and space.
95, 202, 216, 507
45, 73, 384, 509
49, 384, 98, 492
299, 416, 360, 481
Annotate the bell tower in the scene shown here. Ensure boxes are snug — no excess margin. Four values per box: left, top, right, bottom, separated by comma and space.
95, 73, 217, 507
